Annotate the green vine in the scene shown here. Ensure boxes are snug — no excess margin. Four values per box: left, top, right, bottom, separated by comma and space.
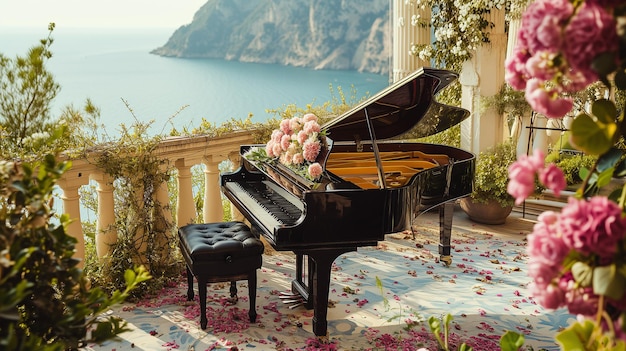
82, 103, 184, 299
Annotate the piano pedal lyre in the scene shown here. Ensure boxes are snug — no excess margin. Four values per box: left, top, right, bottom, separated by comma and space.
279, 291, 305, 309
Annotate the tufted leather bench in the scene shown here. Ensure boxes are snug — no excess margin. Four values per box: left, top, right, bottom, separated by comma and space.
178, 221, 264, 329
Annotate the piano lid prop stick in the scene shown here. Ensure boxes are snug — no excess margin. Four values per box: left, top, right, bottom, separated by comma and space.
363, 107, 386, 189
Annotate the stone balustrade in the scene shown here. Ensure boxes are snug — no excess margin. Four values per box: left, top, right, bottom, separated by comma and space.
56, 131, 255, 265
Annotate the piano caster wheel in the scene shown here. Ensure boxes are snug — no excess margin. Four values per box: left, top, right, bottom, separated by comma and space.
440, 255, 452, 266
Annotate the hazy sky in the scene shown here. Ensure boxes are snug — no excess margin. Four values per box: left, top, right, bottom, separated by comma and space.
0, 0, 207, 28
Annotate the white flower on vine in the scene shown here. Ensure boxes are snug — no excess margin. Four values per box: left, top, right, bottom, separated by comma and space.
411, 14, 421, 26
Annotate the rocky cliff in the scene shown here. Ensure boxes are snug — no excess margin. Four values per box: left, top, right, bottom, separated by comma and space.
151, 0, 390, 75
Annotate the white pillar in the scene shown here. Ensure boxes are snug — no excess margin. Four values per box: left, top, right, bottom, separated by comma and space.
460, 9, 508, 154
58, 185, 85, 267
94, 174, 118, 259
393, 0, 430, 82
155, 173, 174, 230
203, 158, 224, 223
176, 160, 196, 226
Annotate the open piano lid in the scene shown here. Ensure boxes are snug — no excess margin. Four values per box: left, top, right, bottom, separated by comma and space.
321, 67, 469, 142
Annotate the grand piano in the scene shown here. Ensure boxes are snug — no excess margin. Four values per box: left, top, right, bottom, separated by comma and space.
220, 67, 475, 337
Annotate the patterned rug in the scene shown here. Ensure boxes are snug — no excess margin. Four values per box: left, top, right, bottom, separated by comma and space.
83, 209, 573, 351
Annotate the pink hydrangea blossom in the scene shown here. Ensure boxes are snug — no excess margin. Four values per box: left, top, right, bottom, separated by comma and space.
505, 50, 530, 90
539, 163, 565, 196
520, 0, 573, 54
563, 2, 618, 77
527, 211, 569, 265
565, 285, 601, 317
507, 149, 545, 204
524, 79, 574, 118
504, 0, 615, 118
559, 196, 626, 257
525, 51, 559, 81
527, 260, 560, 290
531, 281, 566, 310
507, 179, 535, 206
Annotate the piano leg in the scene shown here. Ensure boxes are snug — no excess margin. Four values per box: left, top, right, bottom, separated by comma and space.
292, 247, 356, 337
438, 201, 454, 266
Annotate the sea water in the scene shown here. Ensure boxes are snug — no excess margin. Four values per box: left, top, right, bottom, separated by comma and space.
0, 26, 390, 134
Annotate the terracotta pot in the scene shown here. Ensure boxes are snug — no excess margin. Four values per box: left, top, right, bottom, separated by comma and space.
459, 198, 513, 225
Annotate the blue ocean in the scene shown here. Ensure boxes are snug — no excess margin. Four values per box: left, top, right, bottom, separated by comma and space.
1, 27, 390, 134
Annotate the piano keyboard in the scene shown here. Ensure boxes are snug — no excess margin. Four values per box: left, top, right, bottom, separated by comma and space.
224, 180, 304, 232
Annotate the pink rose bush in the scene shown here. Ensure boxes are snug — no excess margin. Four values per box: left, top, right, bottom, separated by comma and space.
247, 113, 326, 181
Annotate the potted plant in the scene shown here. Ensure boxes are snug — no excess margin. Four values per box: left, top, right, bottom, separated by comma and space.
460, 138, 522, 224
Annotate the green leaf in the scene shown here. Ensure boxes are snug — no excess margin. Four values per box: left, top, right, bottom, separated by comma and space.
555, 320, 596, 349
572, 261, 593, 287
597, 167, 615, 189
593, 264, 626, 300
597, 148, 623, 172
592, 99, 618, 124
570, 112, 616, 155
500, 331, 525, 351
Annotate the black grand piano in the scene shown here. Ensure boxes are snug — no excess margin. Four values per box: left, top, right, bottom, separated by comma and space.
220, 67, 475, 337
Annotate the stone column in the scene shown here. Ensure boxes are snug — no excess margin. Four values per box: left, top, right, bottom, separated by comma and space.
392, 0, 430, 82
175, 159, 196, 226
202, 157, 224, 223
56, 174, 89, 267
155, 172, 174, 231
154, 173, 174, 260
460, 9, 508, 154
93, 173, 118, 259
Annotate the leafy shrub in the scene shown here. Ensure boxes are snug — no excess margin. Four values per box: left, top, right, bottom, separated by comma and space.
0, 155, 150, 350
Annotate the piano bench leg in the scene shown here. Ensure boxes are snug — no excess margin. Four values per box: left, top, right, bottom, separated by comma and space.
248, 270, 257, 323
198, 277, 208, 330
186, 266, 194, 301
229, 281, 239, 302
